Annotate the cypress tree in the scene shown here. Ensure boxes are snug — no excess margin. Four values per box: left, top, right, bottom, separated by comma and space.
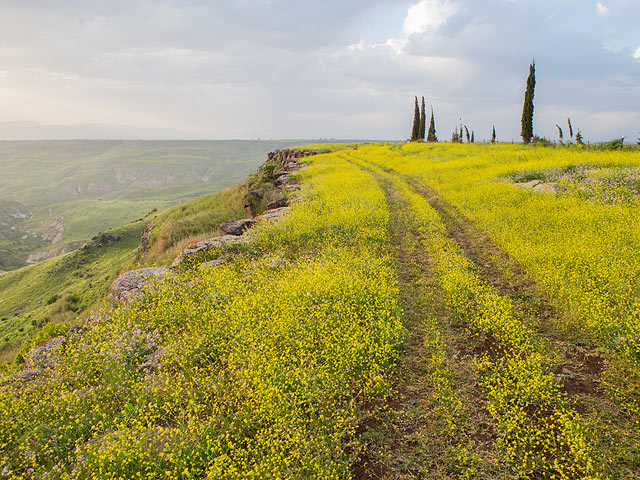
427, 107, 437, 142
411, 97, 420, 141
568, 117, 574, 141
419, 97, 426, 141
556, 124, 564, 144
459, 121, 464, 143
471, 131, 475, 143
521, 60, 536, 144
491, 126, 496, 144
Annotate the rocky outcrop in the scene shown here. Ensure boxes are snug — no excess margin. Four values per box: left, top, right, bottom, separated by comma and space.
110, 267, 175, 304
255, 207, 291, 224
515, 179, 563, 195
220, 219, 255, 236
1, 326, 88, 390
171, 235, 242, 268
266, 198, 288, 210
242, 188, 267, 217
533, 182, 562, 195
273, 173, 294, 188
39, 216, 66, 243
267, 148, 318, 166
199, 259, 225, 270
516, 179, 543, 189
25, 336, 65, 370
26, 241, 84, 264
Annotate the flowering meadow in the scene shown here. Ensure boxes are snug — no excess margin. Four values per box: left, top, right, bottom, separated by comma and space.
356, 143, 640, 478
2, 143, 639, 478
0, 154, 404, 478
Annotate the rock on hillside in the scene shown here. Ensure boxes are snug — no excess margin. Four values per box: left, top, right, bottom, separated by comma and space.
255, 207, 291, 223
266, 197, 288, 210
26, 241, 83, 264
110, 267, 175, 304
171, 235, 242, 268
533, 182, 562, 195
220, 219, 255, 236
39, 216, 66, 243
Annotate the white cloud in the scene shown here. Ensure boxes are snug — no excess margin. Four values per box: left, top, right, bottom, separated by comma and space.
403, 0, 459, 35
596, 2, 609, 15
634, 45, 640, 59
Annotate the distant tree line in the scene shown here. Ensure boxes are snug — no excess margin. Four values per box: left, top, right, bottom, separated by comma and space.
406, 57, 636, 146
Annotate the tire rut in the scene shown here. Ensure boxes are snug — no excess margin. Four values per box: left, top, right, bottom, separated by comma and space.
362, 160, 607, 400
350, 160, 503, 480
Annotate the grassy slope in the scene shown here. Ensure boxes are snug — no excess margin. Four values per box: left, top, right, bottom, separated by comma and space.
0, 149, 286, 361
0, 222, 142, 361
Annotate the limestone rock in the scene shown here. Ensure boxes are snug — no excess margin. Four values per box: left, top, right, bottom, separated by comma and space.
533, 182, 562, 195
25, 336, 65, 370
274, 175, 293, 187
199, 259, 225, 270
266, 197, 288, 210
243, 188, 267, 217
255, 207, 291, 223
27, 242, 83, 264
110, 267, 174, 304
220, 219, 255, 236
171, 235, 241, 268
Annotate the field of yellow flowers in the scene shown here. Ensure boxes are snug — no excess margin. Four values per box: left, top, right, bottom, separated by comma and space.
351, 143, 640, 478
0, 155, 404, 479
1, 143, 639, 479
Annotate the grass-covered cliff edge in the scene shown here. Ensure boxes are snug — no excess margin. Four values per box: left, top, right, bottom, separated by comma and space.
1, 143, 639, 479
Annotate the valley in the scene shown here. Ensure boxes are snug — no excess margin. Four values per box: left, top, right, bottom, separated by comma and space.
0, 140, 318, 271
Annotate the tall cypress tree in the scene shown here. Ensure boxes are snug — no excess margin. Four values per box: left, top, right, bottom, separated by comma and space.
411, 96, 420, 141
491, 126, 496, 144
521, 60, 536, 144
427, 107, 437, 142
556, 124, 564, 144
471, 131, 475, 143
567, 117, 574, 142
419, 97, 426, 141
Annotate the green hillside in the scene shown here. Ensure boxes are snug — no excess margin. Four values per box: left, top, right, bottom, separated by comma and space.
0, 150, 284, 362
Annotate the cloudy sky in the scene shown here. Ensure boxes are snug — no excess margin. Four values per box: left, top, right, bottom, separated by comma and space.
0, 0, 639, 141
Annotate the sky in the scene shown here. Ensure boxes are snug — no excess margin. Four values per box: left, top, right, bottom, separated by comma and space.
0, 0, 639, 142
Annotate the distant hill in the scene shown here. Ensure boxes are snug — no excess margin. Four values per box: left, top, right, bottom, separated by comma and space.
0, 139, 318, 271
